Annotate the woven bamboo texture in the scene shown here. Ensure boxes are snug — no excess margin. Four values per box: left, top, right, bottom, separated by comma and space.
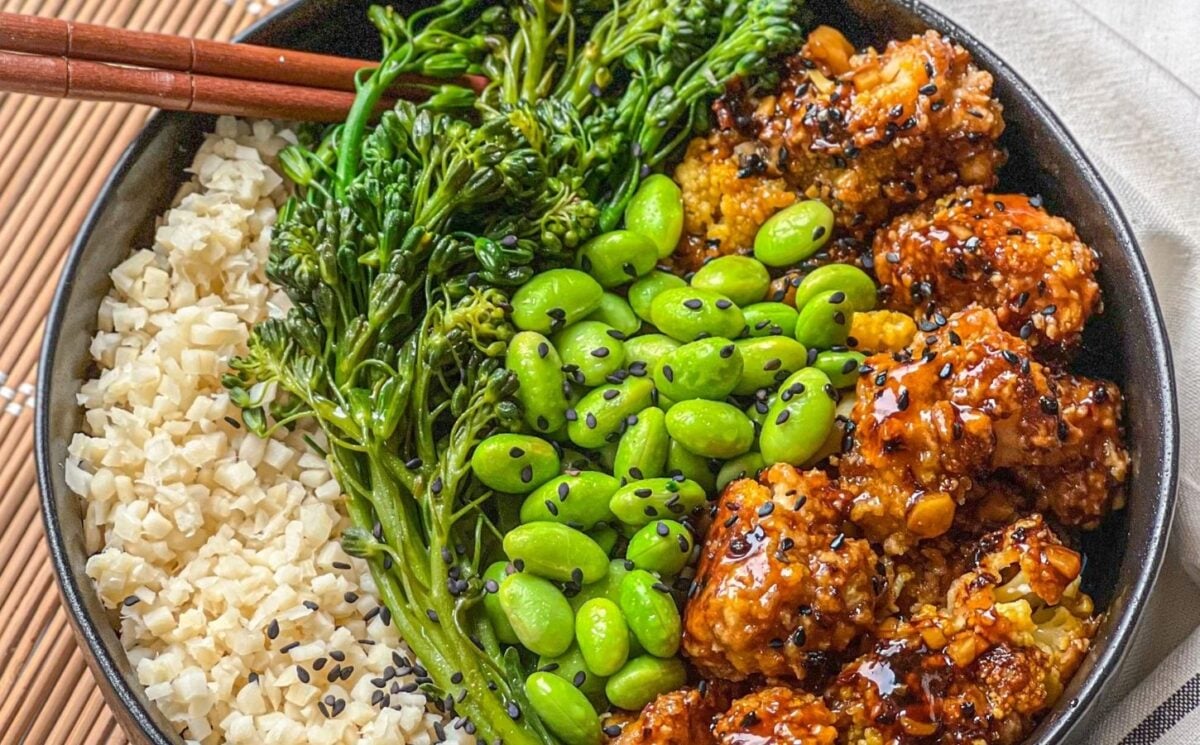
0, 2, 275, 742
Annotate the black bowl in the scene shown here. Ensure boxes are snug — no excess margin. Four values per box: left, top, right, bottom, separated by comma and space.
35, 1, 1178, 743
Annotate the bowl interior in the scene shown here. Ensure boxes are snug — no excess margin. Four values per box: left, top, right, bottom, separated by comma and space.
37, 1, 1177, 743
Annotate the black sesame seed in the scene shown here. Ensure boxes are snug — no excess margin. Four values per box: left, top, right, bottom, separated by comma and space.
281, 641, 300, 654
830, 533, 846, 550
683, 298, 703, 310
775, 409, 791, 425
585, 412, 597, 429
266, 619, 280, 639
297, 666, 310, 683
757, 502, 775, 517
896, 388, 910, 411
716, 299, 733, 310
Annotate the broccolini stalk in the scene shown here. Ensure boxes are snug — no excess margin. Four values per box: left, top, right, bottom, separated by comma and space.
231, 1, 811, 741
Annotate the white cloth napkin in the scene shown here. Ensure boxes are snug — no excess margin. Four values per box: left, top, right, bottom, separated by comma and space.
922, 1, 1200, 742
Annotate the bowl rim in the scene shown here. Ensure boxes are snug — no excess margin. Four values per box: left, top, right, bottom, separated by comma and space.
34, 1, 1179, 743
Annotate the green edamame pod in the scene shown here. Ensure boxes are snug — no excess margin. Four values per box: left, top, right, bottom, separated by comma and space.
525, 671, 602, 745
664, 400, 755, 459
794, 290, 855, 350
622, 334, 680, 371
614, 407, 669, 482
498, 572, 575, 657
483, 561, 519, 645
508, 331, 571, 434
586, 523, 620, 556
653, 338, 743, 401
665, 440, 716, 494
791, 263, 878, 313
569, 559, 631, 611
554, 321, 627, 386
650, 287, 746, 342
575, 599, 631, 676
471, 434, 560, 493
520, 471, 620, 529
609, 477, 707, 525
512, 269, 604, 333
578, 230, 658, 288
567, 377, 656, 450
814, 349, 867, 388
605, 656, 687, 711
618, 570, 682, 657
742, 302, 799, 338
538, 645, 609, 710
759, 367, 838, 465
587, 293, 642, 337
691, 255, 771, 307
716, 452, 766, 492
732, 336, 809, 396
628, 271, 687, 322
753, 200, 834, 267
625, 520, 694, 576
624, 174, 684, 258
503, 523, 610, 584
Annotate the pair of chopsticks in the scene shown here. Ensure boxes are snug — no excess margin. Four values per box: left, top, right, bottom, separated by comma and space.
0, 12, 487, 122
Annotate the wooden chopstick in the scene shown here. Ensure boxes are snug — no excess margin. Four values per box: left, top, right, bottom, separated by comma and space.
0, 49, 383, 122
0, 11, 490, 121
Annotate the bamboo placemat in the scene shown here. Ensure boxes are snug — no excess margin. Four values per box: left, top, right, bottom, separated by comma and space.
0, 1, 278, 742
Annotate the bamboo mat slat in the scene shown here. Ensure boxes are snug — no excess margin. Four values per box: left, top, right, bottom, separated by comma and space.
0, 1, 278, 742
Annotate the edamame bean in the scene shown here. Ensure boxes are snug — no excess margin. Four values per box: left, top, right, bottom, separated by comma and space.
575, 599, 631, 676
618, 570, 682, 657
578, 230, 658, 288
610, 477, 707, 525
587, 293, 642, 337
605, 656, 687, 711
794, 290, 854, 350
586, 523, 619, 555
567, 377, 656, 450
472, 434, 560, 493
614, 407, 669, 482
742, 302, 799, 338
664, 400, 754, 459
665, 440, 716, 494
508, 331, 571, 434
691, 256, 770, 306
625, 520, 694, 576
653, 338, 743, 401
554, 321, 627, 386
504, 523, 610, 584
716, 452, 766, 491
622, 333, 680, 371
759, 367, 837, 465
538, 646, 609, 709
520, 471, 620, 529
791, 263, 878, 312
499, 572, 575, 657
512, 269, 604, 333
753, 200, 834, 267
814, 349, 867, 388
624, 174, 684, 258
732, 336, 809, 395
570, 559, 631, 611
628, 271, 688, 323
483, 561, 519, 645
525, 671, 602, 745
649, 287, 746, 342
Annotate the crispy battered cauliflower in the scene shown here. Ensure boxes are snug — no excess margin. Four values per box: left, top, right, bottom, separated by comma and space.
683, 465, 885, 682
714, 687, 839, 744
829, 517, 1097, 745
873, 186, 1102, 354
842, 308, 1127, 553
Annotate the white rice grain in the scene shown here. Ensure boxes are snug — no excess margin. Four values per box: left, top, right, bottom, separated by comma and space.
67, 117, 471, 745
